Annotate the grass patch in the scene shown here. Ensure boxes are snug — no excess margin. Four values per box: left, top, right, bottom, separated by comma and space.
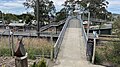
0, 48, 11, 56
31, 58, 47, 67
95, 42, 120, 66
0, 37, 53, 59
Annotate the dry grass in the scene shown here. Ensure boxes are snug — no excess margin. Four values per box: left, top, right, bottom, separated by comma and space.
23, 38, 52, 49
0, 37, 53, 59
0, 37, 9, 48
95, 42, 115, 65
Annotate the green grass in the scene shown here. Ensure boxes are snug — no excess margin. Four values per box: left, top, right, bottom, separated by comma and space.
95, 42, 120, 66
31, 58, 47, 67
0, 47, 11, 56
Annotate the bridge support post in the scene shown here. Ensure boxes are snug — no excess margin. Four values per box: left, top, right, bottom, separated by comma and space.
92, 38, 96, 64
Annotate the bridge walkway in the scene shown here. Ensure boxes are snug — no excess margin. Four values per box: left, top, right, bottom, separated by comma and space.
54, 18, 103, 67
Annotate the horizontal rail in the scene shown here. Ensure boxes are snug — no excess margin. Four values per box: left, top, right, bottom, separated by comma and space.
40, 20, 65, 32
0, 31, 59, 37
77, 15, 88, 46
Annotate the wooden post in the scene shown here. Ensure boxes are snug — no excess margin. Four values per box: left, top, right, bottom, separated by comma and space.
51, 46, 53, 60
37, 0, 40, 37
7, 27, 12, 56
50, 29, 54, 60
11, 31, 14, 57
92, 38, 96, 64
15, 53, 28, 67
14, 36, 28, 67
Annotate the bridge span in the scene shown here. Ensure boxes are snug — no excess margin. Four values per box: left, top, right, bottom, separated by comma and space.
53, 16, 104, 67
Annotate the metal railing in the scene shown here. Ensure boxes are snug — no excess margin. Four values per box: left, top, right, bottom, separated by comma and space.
40, 20, 66, 32
53, 16, 71, 59
77, 15, 88, 46
0, 31, 59, 37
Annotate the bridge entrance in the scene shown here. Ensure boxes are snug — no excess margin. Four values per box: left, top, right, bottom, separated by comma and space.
53, 17, 104, 67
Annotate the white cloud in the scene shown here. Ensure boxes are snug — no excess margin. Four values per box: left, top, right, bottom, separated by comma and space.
51, 0, 65, 11
109, 1, 120, 5
107, 0, 120, 14
3, 2, 23, 8
0, 0, 26, 14
1, 0, 118, 14
0, 0, 65, 14
51, 0, 65, 6
107, 0, 120, 6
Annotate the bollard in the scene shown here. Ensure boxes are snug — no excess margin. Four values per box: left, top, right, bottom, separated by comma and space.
15, 53, 28, 67
14, 36, 28, 67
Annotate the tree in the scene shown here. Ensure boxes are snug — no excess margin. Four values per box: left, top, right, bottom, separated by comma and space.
4, 13, 19, 23
80, 0, 109, 19
62, 0, 79, 15
24, 0, 56, 25
113, 16, 120, 37
24, 0, 56, 37
55, 8, 68, 22
0, 11, 2, 20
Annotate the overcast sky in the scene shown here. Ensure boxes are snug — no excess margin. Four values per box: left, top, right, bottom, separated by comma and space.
0, 0, 120, 14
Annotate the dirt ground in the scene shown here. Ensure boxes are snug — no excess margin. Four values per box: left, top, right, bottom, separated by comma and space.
0, 57, 36, 67
0, 57, 54, 67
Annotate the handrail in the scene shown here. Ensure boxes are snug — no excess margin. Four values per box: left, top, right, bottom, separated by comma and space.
40, 20, 66, 32
77, 15, 88, 46
82, 21, 88, 46
53, 16, 71, 59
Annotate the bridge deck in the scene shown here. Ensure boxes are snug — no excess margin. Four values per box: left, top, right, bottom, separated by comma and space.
54, 18, 103, 67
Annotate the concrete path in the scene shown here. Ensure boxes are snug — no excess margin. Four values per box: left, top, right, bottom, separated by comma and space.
54, 18, 104, 67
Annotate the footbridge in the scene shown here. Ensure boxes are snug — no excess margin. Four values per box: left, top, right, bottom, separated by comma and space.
53, 16, 104, 67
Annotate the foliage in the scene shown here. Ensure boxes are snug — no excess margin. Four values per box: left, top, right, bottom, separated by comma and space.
80, 0, 110, 19
95, 51, 104, 64
95, 43, 113, 64
4, 13, 19, 23
62, 0, 111, 19
31, 58, 46, 67
95, 17, 120, 66
0, 12, 34, 24
38, 59, 46, 67
113, 16, 120, 37
0, 37, 11, 56
55, 8, 67, 22
109, 42, 120, 65
0, 48, 11, 56
17, 14, 35, 24
110, 17, 120, 65
24, 0, 56, 25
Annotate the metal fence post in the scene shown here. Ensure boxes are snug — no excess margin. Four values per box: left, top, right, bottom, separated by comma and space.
92, 38, 96, 64
92, 31, 98, 64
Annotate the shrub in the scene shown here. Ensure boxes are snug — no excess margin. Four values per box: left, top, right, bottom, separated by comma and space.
31, 58, 46, 67
0, 48, 11, 56
94, 51, 104, 64
38, 59, 46, 67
